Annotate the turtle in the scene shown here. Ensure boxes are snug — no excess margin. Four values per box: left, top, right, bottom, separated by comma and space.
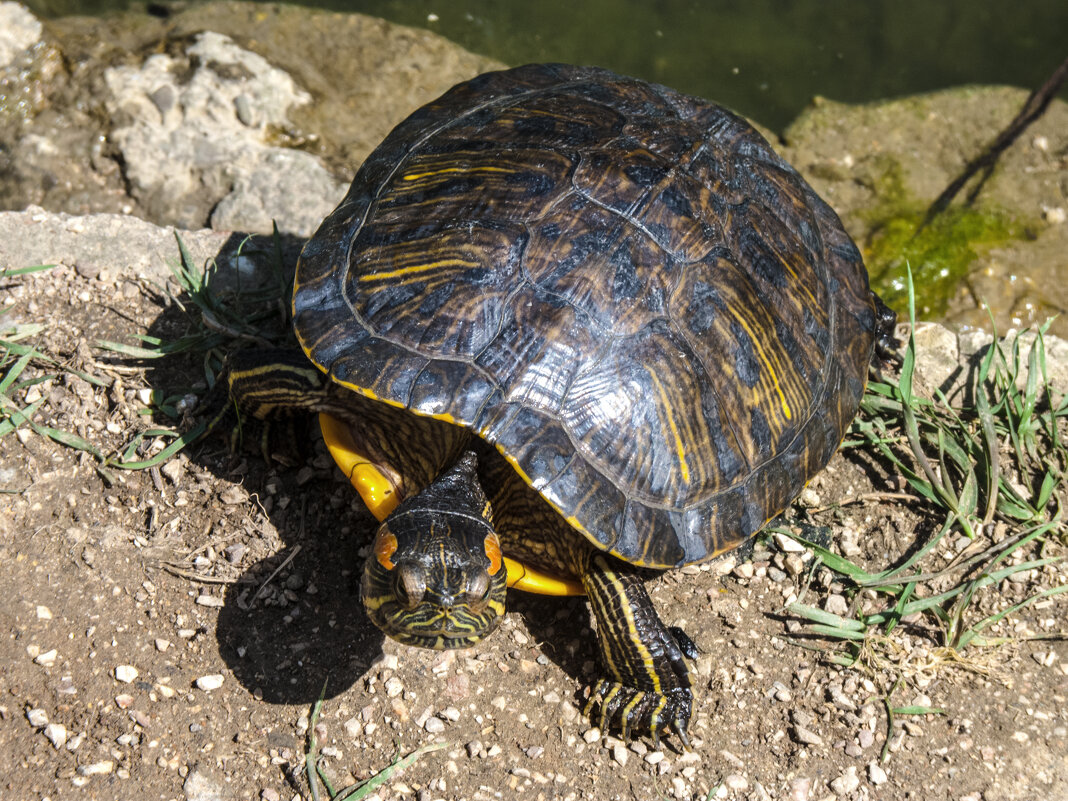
220, 63, 896, 746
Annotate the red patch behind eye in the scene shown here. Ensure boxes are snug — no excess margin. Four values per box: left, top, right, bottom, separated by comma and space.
484, 533, 503, 575
375, 529, 398, 570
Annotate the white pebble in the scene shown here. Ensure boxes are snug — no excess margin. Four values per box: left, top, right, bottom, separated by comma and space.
611, 744, 628, 766
34, 649, 58, 667
155, 639, 171, 652
196, 595, 224, 608
724, 773, 748, 790
196, 674, 225, 691
44, 723, 68, 749
424, 717, 445, 734
78, 760, 115, 776
868, 762, 888, 785
36, 605, 53, 620
373, 653, 399, 672
773, 532, 807, 553
830, 766, 860, 794
114, 665, 138, 683
583, 727, 601, 743
384, 677, 404, 697
26, 708, 48, 727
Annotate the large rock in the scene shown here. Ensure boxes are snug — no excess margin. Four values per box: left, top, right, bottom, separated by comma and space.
103, 31, 343, 236
0, 1, 40, 68
0, 1, 502, 234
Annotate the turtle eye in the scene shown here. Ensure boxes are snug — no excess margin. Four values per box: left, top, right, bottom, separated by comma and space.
393, 564, 426, 610
466, 571, 491, 608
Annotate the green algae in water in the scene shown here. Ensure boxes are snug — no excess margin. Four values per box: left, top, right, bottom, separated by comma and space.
866, 206, 1021, 318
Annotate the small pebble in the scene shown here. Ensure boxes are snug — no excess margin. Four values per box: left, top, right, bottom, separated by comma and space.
440, 706, 461, 721
830, 766, 860, 795
525, 745, 544, 759
732, 562, 754, 579
783, 554, 805, 576
34, 649, 58, 667
611, 744, 628, 766
773, 533, 806, 553
857, 729, 875, 749
155, 639, 171, 652
645, 751, 665, 765
384, 677, 404, 697
344, 717, 362, 738
78, 760, 115, 776
374, 653, 400, 672
196, 674, 225, 691
424, 717, 445, 734
26, 708, 48, 727
160, 460, 182, 484
724, 774, 748, 791
869, 762, 888, 785
115, 665, 138, 683
196, 595, 224, 608
36, 605, 53, 620
583, 728, 601, 743
115, 694, 135, 709
792, 725, 823, 746
466, 740, 483, 758
788, 777, 812, 801
261, 789, 281, 801
824, 594, 849, 616
44, 723, 68, 749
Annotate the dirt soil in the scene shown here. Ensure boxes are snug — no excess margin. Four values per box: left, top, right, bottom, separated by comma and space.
1, 254, 1066, 801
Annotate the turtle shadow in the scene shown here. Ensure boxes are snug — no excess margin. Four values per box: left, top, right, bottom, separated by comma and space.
138, 230, 387, 706
507, 589, 595, 681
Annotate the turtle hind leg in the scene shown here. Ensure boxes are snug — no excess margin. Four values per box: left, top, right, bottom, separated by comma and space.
580, 553, 693, 747
872, 292, 902, 368
205, 348, 332, 459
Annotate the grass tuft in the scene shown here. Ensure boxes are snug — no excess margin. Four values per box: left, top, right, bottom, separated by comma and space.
786, 266, 1066, 680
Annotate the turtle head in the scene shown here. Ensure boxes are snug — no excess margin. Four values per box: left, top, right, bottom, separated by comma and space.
360, 452, 508, 649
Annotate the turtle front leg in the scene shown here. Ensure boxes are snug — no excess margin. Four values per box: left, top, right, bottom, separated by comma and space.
581, 553, 694, 747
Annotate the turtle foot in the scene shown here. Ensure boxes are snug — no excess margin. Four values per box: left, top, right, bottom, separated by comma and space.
583, 680, 692, 748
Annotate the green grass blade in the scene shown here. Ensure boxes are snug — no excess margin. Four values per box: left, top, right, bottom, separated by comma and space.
788, 603, 866, 632
1, 263, 56, 277
0, 348, 35, 395
335, 742, 450, 801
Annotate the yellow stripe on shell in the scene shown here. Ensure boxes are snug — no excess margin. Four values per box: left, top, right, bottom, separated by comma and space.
401, 166, 514, 181
648, 371, 690, 483
356, 258, 482, 284
732, 311, 793, 422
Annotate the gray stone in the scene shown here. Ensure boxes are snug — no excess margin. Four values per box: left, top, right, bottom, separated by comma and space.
0, 2, 41, 68
103, 31, 342, 236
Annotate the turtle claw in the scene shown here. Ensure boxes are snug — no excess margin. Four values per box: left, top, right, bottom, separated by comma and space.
584, 680, 692, 747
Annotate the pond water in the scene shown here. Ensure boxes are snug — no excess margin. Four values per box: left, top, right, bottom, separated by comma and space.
24, 0, 1068, 131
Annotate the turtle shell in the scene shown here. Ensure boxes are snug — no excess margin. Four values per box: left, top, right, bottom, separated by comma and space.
293, 63, 877, 569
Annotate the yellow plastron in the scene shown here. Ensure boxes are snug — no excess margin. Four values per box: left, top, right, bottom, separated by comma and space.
318, 413, 585, 597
